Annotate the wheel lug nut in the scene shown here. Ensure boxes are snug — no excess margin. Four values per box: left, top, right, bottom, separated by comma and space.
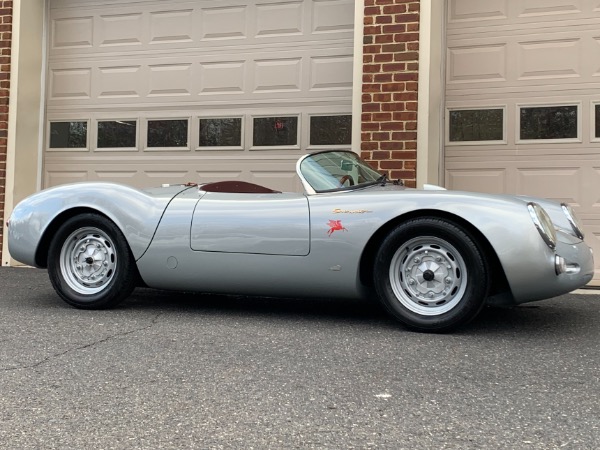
445, 277, 452, 284
408, 278, 415, 285
413, 257, 420, 264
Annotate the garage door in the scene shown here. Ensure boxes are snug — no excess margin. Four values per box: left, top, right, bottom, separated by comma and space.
444, 0, 600, 285
45, 0, 354, 192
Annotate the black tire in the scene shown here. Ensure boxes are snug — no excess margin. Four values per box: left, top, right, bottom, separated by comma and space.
374, 217, 489, 332
48, 213, 136, 309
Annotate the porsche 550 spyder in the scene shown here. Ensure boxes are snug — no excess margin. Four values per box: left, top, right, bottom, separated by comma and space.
7, 150, 594, 331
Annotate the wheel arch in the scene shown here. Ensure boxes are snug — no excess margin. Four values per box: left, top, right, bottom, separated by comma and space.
35, 207, 124, 268
358, 209, 510, 297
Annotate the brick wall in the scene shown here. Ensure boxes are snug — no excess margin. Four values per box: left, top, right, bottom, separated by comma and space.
361, 0, 419, 187
0, 1, 11, 261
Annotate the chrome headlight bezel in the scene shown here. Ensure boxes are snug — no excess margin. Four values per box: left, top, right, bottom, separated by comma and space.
527, 202, 557, 250
561, 203, 585, 240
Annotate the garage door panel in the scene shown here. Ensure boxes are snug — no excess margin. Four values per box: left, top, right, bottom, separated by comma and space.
448, 0, 509, 23
44, 170, 89, 188
47, 47, 353, 109
446, 44, 508, 84
445, 167, 508, 193
517, 0, 583, 18
447, 32, 599, 91
515, 167, 582, 204
49, 0, 353, 57
449, 0, 600, 28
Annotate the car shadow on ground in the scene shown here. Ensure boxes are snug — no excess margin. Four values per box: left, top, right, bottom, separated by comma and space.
105, 287, 595, 336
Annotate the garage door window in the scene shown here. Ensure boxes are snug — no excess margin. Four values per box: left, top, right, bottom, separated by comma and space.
310, 115, 352, 146
98, 120, 137, 149
199, 118, 242, 148
147, 119, 189, 148
447, 108, 504, 143
49, 121, 88, 149
253, 116, 298, 147
594, 104, 600, 139
519, 105, 578, 141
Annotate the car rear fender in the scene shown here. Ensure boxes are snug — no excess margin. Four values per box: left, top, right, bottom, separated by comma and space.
8, 183, 190, 267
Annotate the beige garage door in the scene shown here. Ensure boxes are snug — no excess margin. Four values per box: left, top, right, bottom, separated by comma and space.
444, 0, 600, 285
45, 0, 354, 192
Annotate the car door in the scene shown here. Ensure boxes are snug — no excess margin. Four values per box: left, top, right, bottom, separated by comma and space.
190, 192, 310, 256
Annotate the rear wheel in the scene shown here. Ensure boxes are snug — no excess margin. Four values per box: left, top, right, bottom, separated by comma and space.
48, 213, 136, 309
374, 218, 489, 332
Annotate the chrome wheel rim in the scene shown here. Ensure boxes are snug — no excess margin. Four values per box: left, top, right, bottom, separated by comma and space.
389, 236, 467, 316
59, 226, 117, 295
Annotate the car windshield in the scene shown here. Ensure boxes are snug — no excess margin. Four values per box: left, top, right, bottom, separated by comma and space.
298, 150, 383, 193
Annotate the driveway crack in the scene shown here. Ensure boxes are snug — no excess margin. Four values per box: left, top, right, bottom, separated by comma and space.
0, 312, 164, 372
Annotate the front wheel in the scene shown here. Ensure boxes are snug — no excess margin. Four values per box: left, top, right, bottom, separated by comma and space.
374, 218, 489, 332
48, 213, 137, 309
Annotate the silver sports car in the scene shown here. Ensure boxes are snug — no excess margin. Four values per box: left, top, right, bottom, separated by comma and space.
7, 150, 594, 331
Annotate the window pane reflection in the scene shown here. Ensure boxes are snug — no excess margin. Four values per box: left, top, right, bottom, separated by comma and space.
449, 109, 503, 142
98, 120, 136, 148
147, 119, 188, 147
520, 106, 577, 140
50, 121, 87, 148
310, 115, 352, 145
253, 117, 298, 146
199, 118, 242, 147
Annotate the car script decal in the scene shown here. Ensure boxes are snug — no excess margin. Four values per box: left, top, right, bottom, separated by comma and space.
327, 220, 348, 236
332, 208, 372, 214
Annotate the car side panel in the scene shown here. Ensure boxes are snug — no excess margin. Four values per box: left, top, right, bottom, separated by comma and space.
136, 192, 367, 299
191, 192, 310, 256
137, 187, 593, 302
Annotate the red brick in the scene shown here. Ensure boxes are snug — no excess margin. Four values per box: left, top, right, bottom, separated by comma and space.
382, 62, 408, 72
381, 102, 406, 112
395, 13, 420, 23
374, 52, 394, 62
373, 93, 392, 102
362, 83, 381, 93
361, 141, 379, 151
381, 43, 407, 53
362, 122, 379, 131
363, 102, 381, 112
364, 6, 381, 15
381, 83, 405, 92
380, 141, 404, 151
383, 4, 407, 14
375, 15, 393, 24
381, 121, 405, 131
372, 150, 391, 160
374, 73, 393, 83
391, 151, 417, 160
372, 112, 392, 122
372, 132, 390, 141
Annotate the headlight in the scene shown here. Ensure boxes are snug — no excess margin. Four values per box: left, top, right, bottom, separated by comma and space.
561, 203, 585, 240
528, 202, 557, 250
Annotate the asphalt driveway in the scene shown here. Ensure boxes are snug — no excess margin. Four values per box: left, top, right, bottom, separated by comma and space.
0, 267, 599, 449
